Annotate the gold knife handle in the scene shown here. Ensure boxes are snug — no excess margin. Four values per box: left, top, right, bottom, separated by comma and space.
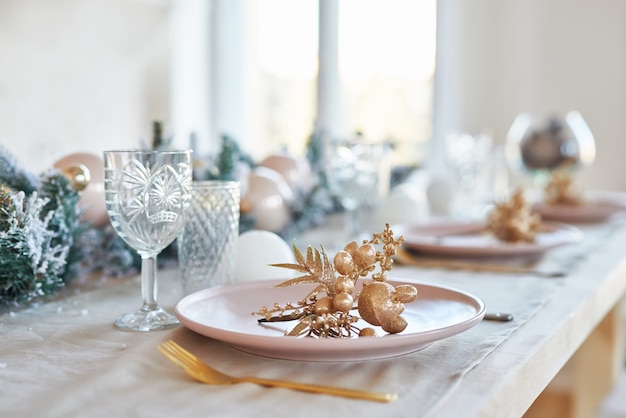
236, 376, 398, 403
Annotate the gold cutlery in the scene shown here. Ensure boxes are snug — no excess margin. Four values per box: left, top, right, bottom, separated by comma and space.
158, 340, 398, 403
393, 248, 564, 277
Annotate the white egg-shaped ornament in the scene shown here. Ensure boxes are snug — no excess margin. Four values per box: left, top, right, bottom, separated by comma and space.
54, 152, 109, 227
234, 230, 296, 283
258, 154, 314, 195
375, 182, 429, 225
241, 166, 293, 232
426, 173, 456, 216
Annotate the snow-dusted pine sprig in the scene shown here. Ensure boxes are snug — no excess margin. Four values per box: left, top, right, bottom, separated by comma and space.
0, 187, 68, 305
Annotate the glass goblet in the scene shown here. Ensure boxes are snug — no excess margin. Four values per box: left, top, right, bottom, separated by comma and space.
323, 139, 390, 241
103, 149, 192, 331
445, 131, 493, 218
505, 111, 596, 188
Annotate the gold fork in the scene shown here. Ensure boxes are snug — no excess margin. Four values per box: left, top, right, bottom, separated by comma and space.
394, 248, 564, 277
158, 340, 397, 403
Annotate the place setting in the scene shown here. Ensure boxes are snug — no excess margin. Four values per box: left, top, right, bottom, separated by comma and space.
174, 224, 486, 362
507, 111, 626, 224
96, 145, 482, 374
529, 172, 626, 224
391, 112, 626, 277
392, 187, 584, 277
158, 135, 568, 367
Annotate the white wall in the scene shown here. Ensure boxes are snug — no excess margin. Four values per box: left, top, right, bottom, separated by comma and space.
3, 0, 626, 192
434, 0, 626, 191
0, 0, 171, 173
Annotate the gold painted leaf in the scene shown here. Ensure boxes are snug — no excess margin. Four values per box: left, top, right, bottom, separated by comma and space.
293, 242, 306, 266
321, 249, 336, 285
274, 275, 320, 287
305, 245, 314, 270
269, 263, 309, 273
313, 248, 322, 278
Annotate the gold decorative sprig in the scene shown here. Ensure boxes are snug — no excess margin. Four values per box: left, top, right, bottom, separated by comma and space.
487, 188, 541, 243
545, 165, 583, 206
253, 224, 416, 338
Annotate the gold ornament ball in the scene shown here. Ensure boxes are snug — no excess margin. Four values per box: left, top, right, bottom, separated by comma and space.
382, 316, 408, 334
313, 296, 333, 315
357, 281, 405, 327
394, 284, 418, 303
333, 251, 355, 276
343, 241, 358, 257
332, 292, 354, 313
333, 276, 355, 294
354, 243, 376, 270
359, 327, 376, 337
62, 164, 91, 191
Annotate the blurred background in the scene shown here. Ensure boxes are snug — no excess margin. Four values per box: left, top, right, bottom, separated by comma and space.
1, 0, 625, 191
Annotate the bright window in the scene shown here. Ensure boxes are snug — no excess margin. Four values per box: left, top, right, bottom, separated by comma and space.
255, 0, 437, 165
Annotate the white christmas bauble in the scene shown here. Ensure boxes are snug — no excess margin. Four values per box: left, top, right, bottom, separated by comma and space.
375, 190, 428, 225
426, 174, 456, 216
235, 230, 296, 282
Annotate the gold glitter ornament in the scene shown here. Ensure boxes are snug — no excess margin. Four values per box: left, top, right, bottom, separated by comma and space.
394, 285, 419, 303
313, 297, 333, 315
358, 281, 412, 330
355, 243, 377, 270
255, 224, 416, 338
343, 241, 359, 257
333, 250, 355, 275
487, 188, 541, 243
333, 276, 355, 294
382, 316, 408, 334
333, 292, 354, 313
544, 164, 583, 206
359, 327, 376, 337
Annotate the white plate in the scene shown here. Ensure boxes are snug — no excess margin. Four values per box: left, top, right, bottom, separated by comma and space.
533, 201, 626, 223
175, 279, 485, 362
393, 221, 582, 257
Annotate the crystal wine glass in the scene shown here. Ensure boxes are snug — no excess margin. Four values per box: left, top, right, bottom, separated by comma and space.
323, 139, 390, 241
505, 111, 596, 188
103, 149, 192, 331
445, 131, 493, 218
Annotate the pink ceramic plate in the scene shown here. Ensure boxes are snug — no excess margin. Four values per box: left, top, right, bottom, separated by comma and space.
175, 279, 485, 362
533, 201, 626, 223
393, 221, 582, 257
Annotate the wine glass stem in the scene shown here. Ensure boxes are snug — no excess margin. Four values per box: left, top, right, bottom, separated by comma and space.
141, 255, 159, 311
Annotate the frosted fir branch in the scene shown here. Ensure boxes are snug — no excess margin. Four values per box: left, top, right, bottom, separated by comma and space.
38, 170, 86, 281
0, 189, 69, 304
0, 144, 41, 193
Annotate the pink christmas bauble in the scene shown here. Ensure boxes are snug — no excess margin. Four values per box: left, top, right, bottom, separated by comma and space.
241, 166, 293, 232
258, 154, 313, 194
54, 153, 109, 227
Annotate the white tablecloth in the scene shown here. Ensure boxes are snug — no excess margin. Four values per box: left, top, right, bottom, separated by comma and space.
0, 220, 621, 418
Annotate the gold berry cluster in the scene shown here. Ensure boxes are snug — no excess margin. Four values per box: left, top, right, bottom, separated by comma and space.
254, 224, 417, 338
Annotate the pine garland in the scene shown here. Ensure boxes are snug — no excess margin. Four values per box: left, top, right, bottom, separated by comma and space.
197, 134, 256, 182
0, 129, 414, 307
0, 145, 41, 193
0, 187, 70, 304
38, 170, 87, 281
0, 148, 137, 307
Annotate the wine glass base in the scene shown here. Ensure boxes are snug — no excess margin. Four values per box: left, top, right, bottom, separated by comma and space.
114, 307, 180, 332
